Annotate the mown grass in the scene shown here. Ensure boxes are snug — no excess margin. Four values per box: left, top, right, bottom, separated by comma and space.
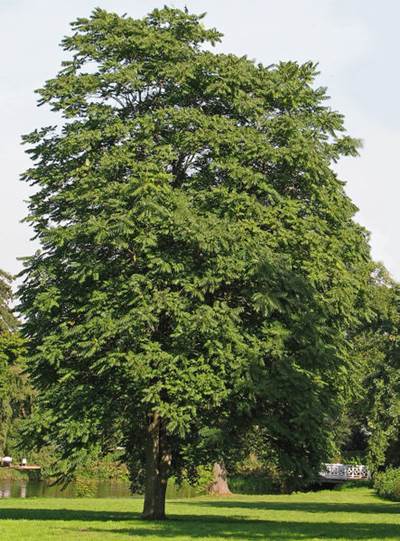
1, 487, 400, 540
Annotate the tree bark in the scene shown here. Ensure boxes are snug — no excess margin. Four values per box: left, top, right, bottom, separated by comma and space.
142, 412, 171, 520
208, 462, 232, 496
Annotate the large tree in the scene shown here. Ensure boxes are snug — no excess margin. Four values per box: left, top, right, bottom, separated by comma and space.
20, 7, 371, 519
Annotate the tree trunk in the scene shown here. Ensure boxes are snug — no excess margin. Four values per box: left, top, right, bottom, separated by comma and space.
208, 462, 232, 496
142, 412, 171, 520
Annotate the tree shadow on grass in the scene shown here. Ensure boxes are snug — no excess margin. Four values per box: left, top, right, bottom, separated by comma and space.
0, 508, 137, 522
179, 499, 400, 515
2, 499, 400, 521
2, 507, 400, 540
2, 500, 400, 540
65, 517, 400, 540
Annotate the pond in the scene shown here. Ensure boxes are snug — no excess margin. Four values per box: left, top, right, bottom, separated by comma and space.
0, 479, 198, 498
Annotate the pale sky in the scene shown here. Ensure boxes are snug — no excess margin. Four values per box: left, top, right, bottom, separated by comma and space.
1, 0, 399, 277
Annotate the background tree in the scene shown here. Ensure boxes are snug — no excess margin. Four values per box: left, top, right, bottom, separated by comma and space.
349, 265, 400, 471
0, 269, 17, 333
331, 262, 400, 474
0, 270, 31, 455
0, 331, 30, 455
20, 7, 372, 519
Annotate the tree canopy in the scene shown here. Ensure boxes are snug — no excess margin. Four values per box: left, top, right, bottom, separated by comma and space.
20, 7, 372, 519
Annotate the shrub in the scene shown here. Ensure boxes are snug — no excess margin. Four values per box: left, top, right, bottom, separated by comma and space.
74, 478, 97, 497
229, 472, 281, 495
374, 468, 400, 500
232, 454, 292, 494
171, 465, 215, 496
335, 479, 372, 490
76, 452, 129, 482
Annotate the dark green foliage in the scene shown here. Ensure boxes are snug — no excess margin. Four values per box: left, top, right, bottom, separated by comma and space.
374, 468, 400, 500
19, 6, 372, 504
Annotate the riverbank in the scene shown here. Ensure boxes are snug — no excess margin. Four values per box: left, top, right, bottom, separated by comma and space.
0, 487, 399, 540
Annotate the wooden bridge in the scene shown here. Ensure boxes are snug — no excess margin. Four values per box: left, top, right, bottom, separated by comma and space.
319, 463, 370, 483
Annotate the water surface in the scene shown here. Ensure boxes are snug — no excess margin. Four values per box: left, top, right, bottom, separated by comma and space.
0, 479, 198, 498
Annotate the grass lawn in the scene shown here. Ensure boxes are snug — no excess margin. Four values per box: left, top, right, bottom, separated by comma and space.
1, 487, 400, 540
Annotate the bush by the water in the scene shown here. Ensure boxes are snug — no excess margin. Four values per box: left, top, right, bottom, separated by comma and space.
335, 479, 372, 490
374, 468, 400, 500
229, 472, 281, 494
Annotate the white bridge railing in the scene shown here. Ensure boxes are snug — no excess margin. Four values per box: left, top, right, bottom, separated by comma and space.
320, 463, 370, 481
